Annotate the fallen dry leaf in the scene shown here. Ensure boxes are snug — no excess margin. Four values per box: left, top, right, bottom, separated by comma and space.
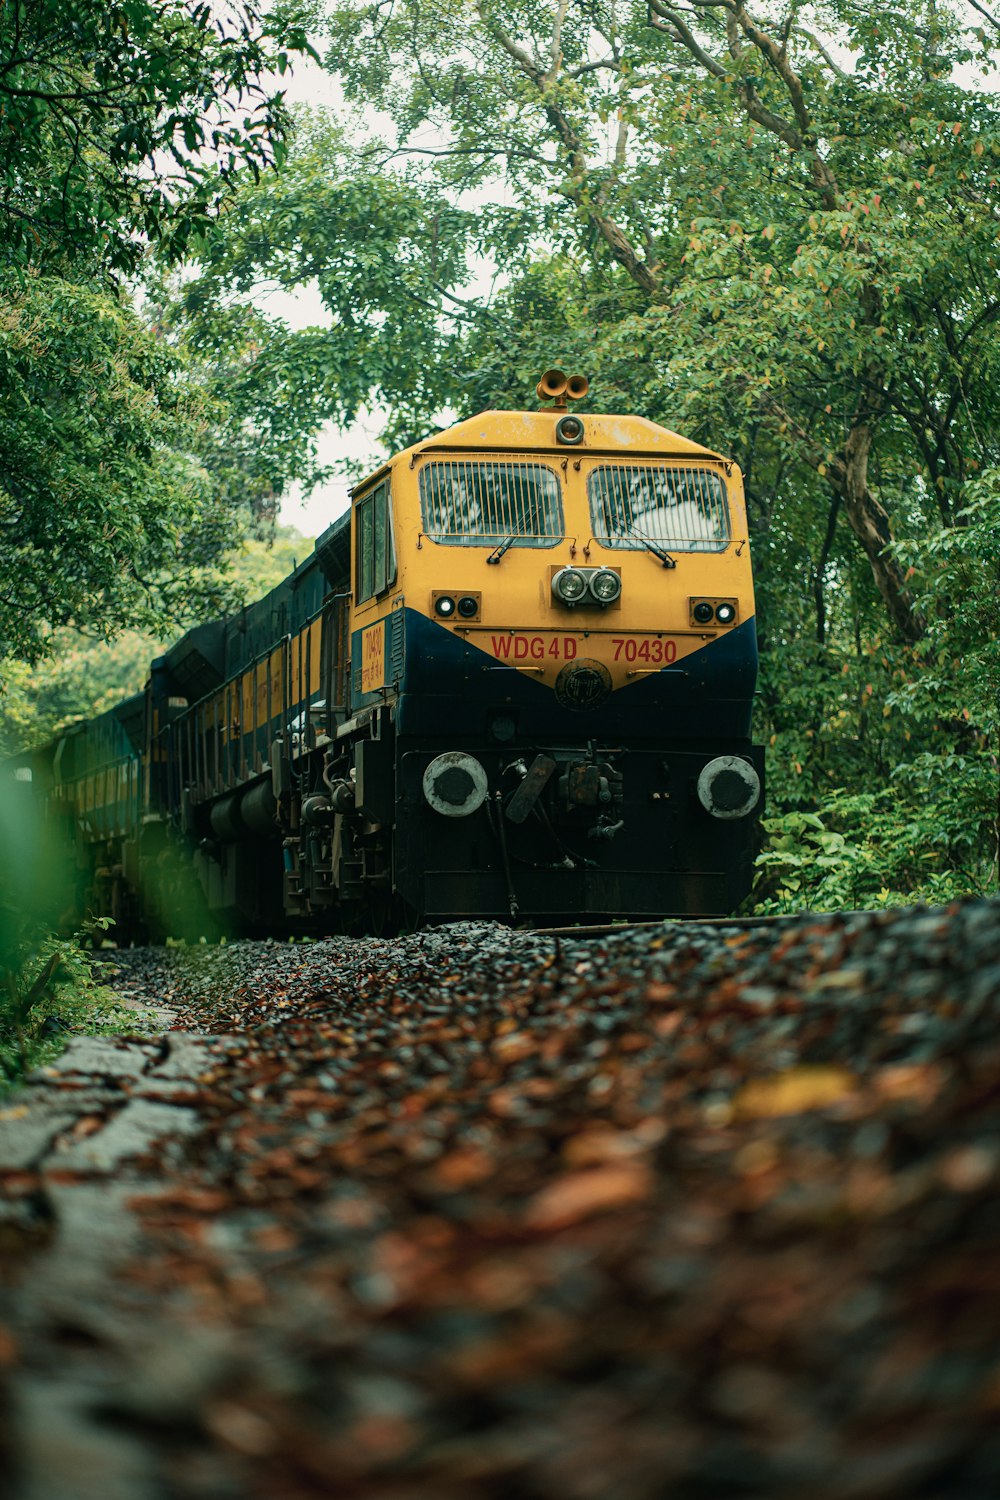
733, 1066, 857, 1119
524, 1163, 653, 1231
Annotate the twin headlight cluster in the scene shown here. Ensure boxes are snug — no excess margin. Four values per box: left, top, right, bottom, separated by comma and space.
551, 566, 622, 608
432, 581, 739, 626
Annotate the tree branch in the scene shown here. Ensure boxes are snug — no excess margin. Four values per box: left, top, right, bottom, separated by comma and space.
477, 4, 544, 83
476, 1, 661, 298
596, 110, 630, 209
793, 25, 847, 80
965, 0, 1000, 35
647, 1, 730, 81
648, 0, 840, 207
547, 0, 571, 85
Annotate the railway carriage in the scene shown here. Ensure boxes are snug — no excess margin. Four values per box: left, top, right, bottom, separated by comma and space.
5, 375, 763, 935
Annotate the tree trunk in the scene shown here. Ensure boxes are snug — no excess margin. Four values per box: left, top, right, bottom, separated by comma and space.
840, 424, 923, 644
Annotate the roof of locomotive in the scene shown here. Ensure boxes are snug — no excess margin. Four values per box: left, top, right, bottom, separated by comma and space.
403, 407, 727, 463
350, 407, 729, 497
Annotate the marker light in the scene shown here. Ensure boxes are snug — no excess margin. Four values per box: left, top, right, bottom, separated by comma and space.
555, 414, 585, 445
552, 568, 588, 604
457, 595, 479, 618
590, 569, 622, 605
715, 602, 737, 625
434, 595, 456, 618
692, 601, 714, 624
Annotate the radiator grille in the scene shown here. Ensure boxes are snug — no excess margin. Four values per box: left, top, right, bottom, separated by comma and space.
419, 459, 563, 547
587, 465, 730, 552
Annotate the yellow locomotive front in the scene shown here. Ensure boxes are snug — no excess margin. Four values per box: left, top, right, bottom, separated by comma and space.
347, 373, 762, 923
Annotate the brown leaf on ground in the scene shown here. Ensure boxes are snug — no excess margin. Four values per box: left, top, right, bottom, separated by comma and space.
524, 1163, 653, 1231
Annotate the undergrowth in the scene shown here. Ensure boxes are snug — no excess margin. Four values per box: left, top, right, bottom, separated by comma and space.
0, 920, 156, 1096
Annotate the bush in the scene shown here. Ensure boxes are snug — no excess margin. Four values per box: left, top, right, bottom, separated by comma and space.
0, 778, 151, 1094
753, 475, 1000, 913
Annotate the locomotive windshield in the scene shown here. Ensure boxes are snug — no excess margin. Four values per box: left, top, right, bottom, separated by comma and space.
588, 464, 730, 552
419, 460, 563, 547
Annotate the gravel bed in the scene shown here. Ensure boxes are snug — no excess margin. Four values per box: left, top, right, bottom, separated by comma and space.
6, 899, 1000, 1498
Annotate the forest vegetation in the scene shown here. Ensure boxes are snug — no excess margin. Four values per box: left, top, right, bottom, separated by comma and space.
2, 0, 998, 925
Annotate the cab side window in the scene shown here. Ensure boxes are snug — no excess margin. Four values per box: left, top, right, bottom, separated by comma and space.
355, 480, 394, 603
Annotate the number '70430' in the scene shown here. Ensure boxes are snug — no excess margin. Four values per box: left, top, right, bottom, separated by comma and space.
612, 638, 677, 665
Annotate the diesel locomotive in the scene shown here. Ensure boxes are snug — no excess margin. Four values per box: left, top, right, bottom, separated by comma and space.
6, 373, 763, 936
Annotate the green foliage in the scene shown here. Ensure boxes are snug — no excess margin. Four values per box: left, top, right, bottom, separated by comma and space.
154, 110, 486, 453
0, 0, 311, 277
755, 767, 994, 914
0, 920, 149, 1096
0, 2, 318, 680
888, 475, 1000, 738
754, 469, 1000, 909
0, 273, 248, 665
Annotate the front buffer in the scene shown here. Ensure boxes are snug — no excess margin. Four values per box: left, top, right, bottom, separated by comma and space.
389, 615, 763, 924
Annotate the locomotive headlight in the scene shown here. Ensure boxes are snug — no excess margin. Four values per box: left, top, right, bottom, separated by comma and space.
434, 595, 457, 618
552, 567, 588, 605
590, 569, 622, 605
715, 601, 737, 625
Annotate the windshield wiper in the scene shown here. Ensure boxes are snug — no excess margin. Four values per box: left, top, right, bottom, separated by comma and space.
487, 496, 544, 564
627, 525, 675, 569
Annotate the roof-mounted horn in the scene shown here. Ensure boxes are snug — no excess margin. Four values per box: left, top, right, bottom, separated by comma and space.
536, 369, 589, 410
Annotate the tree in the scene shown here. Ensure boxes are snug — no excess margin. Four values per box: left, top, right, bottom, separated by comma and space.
0, 273, 243, 664
152, 109, 483, 457
0, 0, 311, 277
0, 1, 317, 674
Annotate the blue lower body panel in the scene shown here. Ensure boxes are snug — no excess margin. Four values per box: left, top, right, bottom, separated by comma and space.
384, 613, 762, 920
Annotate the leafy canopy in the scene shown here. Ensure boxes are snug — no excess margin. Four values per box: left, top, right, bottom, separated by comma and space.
0, 273, 246, 663
0, 0, 314, 276
0, 2, 317, 674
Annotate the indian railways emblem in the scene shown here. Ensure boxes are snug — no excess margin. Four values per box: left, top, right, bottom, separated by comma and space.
554, 658, 612, 712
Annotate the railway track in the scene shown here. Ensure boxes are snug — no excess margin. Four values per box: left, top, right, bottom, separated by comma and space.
532, 909, 862, 938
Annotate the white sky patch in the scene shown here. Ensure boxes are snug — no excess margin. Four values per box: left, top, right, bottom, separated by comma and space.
265, 278, 390, 538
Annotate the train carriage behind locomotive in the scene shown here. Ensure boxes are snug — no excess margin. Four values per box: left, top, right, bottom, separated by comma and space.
4, 377, 763, 934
